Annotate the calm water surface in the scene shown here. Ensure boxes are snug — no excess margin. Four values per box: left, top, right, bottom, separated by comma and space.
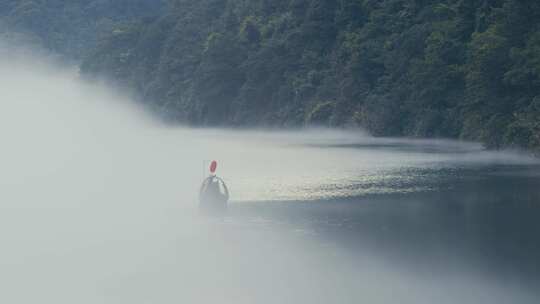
204, 133, 540, 303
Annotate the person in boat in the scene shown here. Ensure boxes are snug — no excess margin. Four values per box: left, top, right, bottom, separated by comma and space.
199, 161, 229, 214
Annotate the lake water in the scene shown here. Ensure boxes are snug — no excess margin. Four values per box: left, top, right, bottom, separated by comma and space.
213, 133, 540, 304
1, 47, 539, 304
229, 137, 540, 303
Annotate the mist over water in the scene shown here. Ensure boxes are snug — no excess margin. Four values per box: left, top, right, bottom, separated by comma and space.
1, 45, 539, 304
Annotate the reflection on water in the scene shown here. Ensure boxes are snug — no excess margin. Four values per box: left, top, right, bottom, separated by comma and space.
222, 135, 538, 202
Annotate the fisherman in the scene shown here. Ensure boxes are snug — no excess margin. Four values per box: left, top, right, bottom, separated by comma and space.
199, 161, 229, 215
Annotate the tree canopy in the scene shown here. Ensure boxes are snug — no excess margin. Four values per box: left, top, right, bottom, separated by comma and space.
0, 0, 164, 58
5, 0, 539, 153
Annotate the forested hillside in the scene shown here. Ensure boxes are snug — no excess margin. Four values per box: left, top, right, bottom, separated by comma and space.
80, 0, 540, 152
16, 0, 539, 153
0, 0, 163, 58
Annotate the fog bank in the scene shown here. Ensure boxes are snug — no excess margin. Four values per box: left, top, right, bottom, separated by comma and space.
0, 44, 538, 304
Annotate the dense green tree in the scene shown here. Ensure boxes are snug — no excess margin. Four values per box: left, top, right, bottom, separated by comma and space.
0, 0, 164, 58
27, 0, 536, 154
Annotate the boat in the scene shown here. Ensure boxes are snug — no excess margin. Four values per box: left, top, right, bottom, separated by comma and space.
199, 161, 229, 215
